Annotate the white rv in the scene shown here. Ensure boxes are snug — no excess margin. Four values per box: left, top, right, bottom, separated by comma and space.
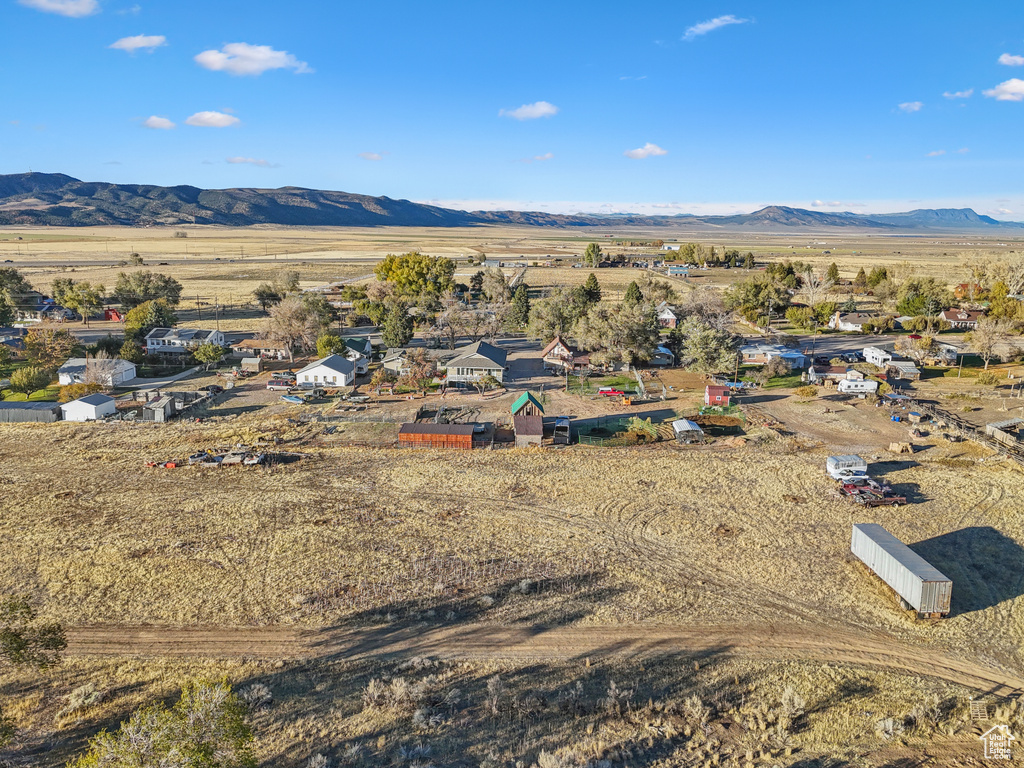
837, 379, 879, 395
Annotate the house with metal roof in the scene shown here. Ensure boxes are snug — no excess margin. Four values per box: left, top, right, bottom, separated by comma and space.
295, 354, 356, 388
511, 391, 544, 417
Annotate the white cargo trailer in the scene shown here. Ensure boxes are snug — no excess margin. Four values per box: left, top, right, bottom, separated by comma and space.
826, 455, 868, 479
837, 379, 879, 395
850, 523, 952, 618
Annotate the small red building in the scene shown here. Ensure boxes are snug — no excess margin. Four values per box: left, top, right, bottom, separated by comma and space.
398, 423, 476, 449
704, 385, 731, 407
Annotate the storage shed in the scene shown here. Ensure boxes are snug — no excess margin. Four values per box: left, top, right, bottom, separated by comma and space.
398, 423, 476, 449
0, 401, 61, 423
850, 523, 952, 618
143, 395, 177, 423
511, 391, 544, 417
704, 385, 731, 407
513, 415, 543, 448
60, 393, 116, 422
240, 357, 263, 373
671, 418, 705, 444
985, 418, 1024, 447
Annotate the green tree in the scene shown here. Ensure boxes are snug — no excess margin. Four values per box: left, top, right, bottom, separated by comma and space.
470, 270, 485, 295
112, 271, 183, 309
370, 366, 397, 392
853, 268, 868, 291
8, 366, 51, 397
373, 252, 455, 297
58, 281, 106, 324
785, 306, 816, 330
677, 317, 739, 374
58, 382, 105, 403
573, 303, 660, 366
812, 301, 838, 327
622, 281, 643, 308
119, 339, 143, 364
842, 295, 857, 312
826, 263, 840, 283
526, 291, 576, 342
481, 267, 510, 302
316, 332, 345, 358
69, 680, 255, 768
582, 273, 602, 304
896, 278, 953, 318
867, 266, 889, 288
582, 243, 603, 267
724, 275, 791, 323
743, 252, 755, 269
193, 342, 226, 371
0, 344, 11, 371
123, 299, 178, 342
381, 303, 414, 348
252, 284, 282, 313
508, 284, 531, 328
24, 328, 78, 371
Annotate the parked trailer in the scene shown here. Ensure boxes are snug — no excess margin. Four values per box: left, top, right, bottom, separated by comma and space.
850, 523, 952, 618
826, 454, 867, 479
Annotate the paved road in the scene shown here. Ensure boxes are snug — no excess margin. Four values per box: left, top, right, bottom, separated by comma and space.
64, 622, 1024, 697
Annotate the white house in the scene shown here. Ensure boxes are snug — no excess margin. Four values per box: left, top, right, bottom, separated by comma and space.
294, 354, 355, 388
60, 393, 117, 422
342, 348, 369, 375
230, 339, 291, 360
739, 343, 808, 369
58, 358, 137, 387
830, 312, 889, 332
863, 347, 893, 367
939, 308, 984, 330
145, 328, 226, 356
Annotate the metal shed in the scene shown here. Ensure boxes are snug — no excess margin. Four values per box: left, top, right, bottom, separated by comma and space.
671, 418, 705, 444
513, 415, 543, 448
143, 395, 177, 423
0, 401, 61, 423
398, 423, 475, 449
851, 523, 952, 618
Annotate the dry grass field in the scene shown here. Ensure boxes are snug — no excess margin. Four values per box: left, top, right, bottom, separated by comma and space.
2, 224, 1024, 765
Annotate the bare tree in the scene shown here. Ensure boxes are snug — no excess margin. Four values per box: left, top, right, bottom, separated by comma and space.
681, 286, 730, 330
801, 267, 834, 308
260, 295, 322, 361
965, 317, 1014, 370
434, 290, 469, 349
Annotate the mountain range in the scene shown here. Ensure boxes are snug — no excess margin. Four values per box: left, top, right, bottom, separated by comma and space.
0, 172, 1020, 232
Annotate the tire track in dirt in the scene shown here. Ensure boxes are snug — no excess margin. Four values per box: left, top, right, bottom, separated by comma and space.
63, 623, 1024, 697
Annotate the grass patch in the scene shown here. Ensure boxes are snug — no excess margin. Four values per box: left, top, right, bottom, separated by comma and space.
1, 386, 60, 402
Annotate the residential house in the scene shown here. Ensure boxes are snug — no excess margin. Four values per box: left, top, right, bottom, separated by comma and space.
739, 343, 808, 369
60, 393, 117, 422
939, 308, 984, 330
513, 415, 543, 448
145, 328, 226, 356
443, 340, 507, 386
382, 347, 453, 376
294, 354, 355, 388
10, 291, 69, 322
829, 312, 890, 332
705, 385, 731, 407
230, 339, 291, 360
808, 366, 864, 385
655, 302, 679, 328
649, 345, 675, 367
57, 358, 137, 387
666, 265, 690, 277
541, 336, 590, 372
954, 283, 983, 301
511, 391, 544, 418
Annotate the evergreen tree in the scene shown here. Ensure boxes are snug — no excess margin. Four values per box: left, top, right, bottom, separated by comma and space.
582, 243, 603, 267
381, 302, 414, 348
623, 281, 643, 307
508, 284, 531, 327
743, 252, 755, 269
842, 296, 857, 312
582, 273, 602, 304
853, 267, 868, 291
826, 262, 840, 283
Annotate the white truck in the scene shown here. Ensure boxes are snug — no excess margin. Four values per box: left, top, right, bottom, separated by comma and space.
827, 454, 868, 480
837, 379, 879, 395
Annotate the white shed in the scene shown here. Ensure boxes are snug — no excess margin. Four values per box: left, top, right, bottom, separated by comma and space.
60, 393, 117, 422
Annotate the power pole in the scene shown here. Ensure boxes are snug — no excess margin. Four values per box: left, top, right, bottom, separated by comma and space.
197, 294, 202, 322
215, 295, 220, 332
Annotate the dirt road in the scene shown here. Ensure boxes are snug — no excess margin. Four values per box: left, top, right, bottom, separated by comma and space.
66, 623, 1024, 698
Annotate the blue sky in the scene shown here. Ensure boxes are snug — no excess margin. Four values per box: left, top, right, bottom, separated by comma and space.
3, 0, 1024, 217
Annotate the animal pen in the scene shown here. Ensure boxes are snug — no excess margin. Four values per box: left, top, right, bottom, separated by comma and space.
398, 423, 476, 449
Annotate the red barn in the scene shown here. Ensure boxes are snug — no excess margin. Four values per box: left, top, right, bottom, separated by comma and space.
704, 385, 731, 407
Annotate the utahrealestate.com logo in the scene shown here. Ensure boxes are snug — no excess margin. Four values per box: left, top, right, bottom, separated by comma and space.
980, 725, 1016, 760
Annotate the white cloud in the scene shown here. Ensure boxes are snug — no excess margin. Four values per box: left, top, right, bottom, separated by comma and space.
624, 142, 667, 159
683, 15, 749, 41
811, 200, 843, 207
520, 152, 554, 163
942, 89, 973, 99
18, 0, 98, 16
194, 42, 312, 76
109, 34, 166, 52
142, 115, 174, 129
998, 53, 1024, 66
117, 4, 140, 14
226, 156, 273, 167
984, 78, 1024, 101
994, 207, 1013, 215
957, 147, 970, 154
499, 101, 559, 120
185, 111, 239, 127
358, 152, 383, 161
897, 101, 923, 113
926, 149, 946, 157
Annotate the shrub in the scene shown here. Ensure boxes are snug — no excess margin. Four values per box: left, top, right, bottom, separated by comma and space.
58, 383, 105, 403
794, 385, 817, 398
977, 370, 999, 386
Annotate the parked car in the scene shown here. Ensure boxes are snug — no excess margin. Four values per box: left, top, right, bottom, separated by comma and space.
266, 379, 292, 391
598, 387, 624, 396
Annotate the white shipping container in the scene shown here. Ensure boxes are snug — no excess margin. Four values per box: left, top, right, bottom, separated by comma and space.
851, 524, 952, 617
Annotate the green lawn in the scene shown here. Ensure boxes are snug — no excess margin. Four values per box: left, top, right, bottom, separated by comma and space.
1, 386, 60, 402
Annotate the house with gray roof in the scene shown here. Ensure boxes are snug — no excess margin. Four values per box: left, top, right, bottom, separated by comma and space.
145, 327, 226, 356
442, 340, 508, 386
